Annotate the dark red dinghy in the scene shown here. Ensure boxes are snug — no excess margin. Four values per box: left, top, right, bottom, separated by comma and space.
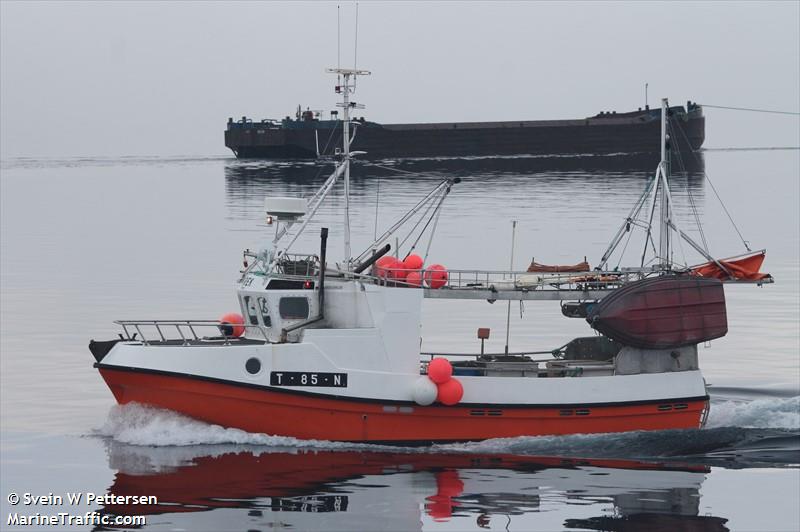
586, 276, 727, 349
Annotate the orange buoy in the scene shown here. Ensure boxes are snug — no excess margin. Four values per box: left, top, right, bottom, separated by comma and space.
406, 270, 423, 287
374, 256, 398, 278
437, 378, 463, 406
424, 264, 449, 289
427, 358, 452, 384
388, 258, 408, 280
219, 312, 245, 337
403, 253, 424, 271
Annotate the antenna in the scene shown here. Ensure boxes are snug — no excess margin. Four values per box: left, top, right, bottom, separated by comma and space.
353, 3, 359, 92
336, 6, 342, 86
337, 5, 341, 85
326, 3, 369, 267
325, 65, 371, 267
504, 220, 517, 355
354, 3, 359, 70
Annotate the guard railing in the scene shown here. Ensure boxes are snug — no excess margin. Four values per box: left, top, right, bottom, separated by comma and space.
114, 320, 269, 345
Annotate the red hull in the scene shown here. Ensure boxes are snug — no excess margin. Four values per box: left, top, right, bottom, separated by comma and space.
99, 368, 707, 443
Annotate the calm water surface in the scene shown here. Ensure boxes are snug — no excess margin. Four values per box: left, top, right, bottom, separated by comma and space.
1, 150, 798, 531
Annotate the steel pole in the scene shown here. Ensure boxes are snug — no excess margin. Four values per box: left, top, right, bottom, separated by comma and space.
504, 220, 517, 354
343, 73, 352, 269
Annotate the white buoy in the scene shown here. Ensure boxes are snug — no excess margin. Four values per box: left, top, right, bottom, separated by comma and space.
411, 377, 438, 406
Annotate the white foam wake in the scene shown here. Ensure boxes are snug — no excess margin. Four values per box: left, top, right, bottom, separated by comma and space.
95, 403, 394, 450
96, 396, 799, 449
706, 396, 800, 430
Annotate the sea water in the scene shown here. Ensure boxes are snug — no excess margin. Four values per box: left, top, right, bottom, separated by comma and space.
1, 150, 798, 531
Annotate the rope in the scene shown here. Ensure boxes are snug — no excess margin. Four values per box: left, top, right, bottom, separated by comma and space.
366, 162, 448, 179
668, 120, 709, 252
319, 124, 339, 157
672, 119, 751, 251
422, 198, 445, 265
397, 192, 440, 253
406, 192, 448, 259
641, 174, 660, 268
660, 119, 697, 268
700, 104, 800, 116
373, 176, 379, 241
615, 223, 635, 270
354, 179, 452, 263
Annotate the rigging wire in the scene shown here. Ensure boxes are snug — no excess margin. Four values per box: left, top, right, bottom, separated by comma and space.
353, 179, 452, 263
319, 124, 339, 157
672, 119, 752, 251
667, 120, 709, 253
699, 104, 800, 116
397, 189, 441, 253
614, 222, 635, 270
640, 174, 660, 268
366, 162, 448, 179
406, 192, 448, 259
613, 174, 655, 269
422, 197, 446, 265
597, 172, 657, 269
373, 175, 380, 241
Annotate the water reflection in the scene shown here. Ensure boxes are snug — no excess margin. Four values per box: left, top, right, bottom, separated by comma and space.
222, 154, 707, 234
223, 151, 706, 185
101, 442, 727, 531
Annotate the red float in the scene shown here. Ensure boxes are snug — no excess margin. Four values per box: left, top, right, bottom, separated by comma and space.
389, 259, 408, 280
373, 256, 399, 278
437, 378, 464, 406
424, 264, 449, 289
406, 271, 423, 287
219, 312, 245, 337
427, 358, 453, 384
403, 254, 424, 271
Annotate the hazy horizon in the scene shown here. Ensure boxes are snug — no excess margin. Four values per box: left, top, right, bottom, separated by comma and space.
1, 1, 798, 158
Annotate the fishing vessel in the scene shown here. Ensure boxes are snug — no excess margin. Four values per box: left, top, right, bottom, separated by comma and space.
225, 102, 705, 160
91, 67, 770, 444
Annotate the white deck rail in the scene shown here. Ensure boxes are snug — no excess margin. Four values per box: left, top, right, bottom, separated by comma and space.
115, 320, 269, 345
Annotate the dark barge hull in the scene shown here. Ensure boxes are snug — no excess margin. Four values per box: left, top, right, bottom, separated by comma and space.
225, 105, 705, 160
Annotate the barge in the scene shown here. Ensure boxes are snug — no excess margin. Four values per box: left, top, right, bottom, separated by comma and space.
225, 102, 705, 160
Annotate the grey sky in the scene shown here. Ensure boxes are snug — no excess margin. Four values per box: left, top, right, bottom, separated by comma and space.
1, 1, 798, 158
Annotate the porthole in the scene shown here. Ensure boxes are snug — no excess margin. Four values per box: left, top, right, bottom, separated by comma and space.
245, 357, 262, 375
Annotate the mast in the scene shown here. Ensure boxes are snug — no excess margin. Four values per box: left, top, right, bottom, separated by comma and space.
343, 72, 351, 268
658, 98, 672, 270
327, 67, 370, 269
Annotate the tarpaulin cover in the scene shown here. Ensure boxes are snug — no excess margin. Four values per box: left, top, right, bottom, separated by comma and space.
692, 251, 770, 281
527, 260, 590, 273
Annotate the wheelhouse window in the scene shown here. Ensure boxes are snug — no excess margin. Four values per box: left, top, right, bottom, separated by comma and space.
243, 295, 259, 325
257, 297, 272, 327
279, 297, 310, 320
